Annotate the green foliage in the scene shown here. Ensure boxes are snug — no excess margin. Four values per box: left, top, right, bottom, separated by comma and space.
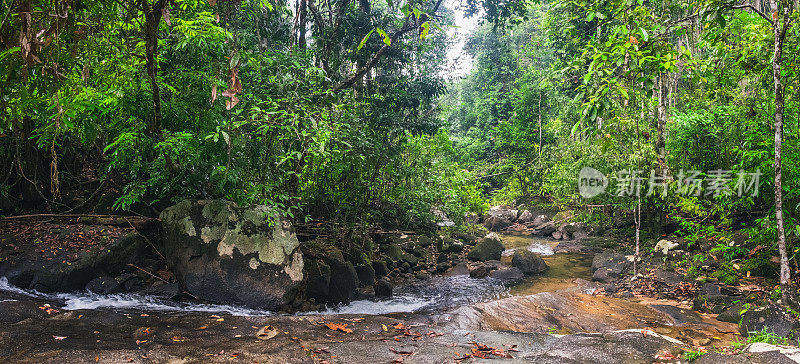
747, 328, 792, 346
0, 0, 489, 231
683, 349, 706, 361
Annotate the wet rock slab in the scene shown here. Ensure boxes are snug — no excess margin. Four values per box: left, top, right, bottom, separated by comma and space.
447, 284, 673, 333
0, 294, 686, 364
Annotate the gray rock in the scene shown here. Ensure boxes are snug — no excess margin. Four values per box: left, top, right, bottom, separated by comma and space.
374, 279, 392, 298
159, 199, 304, 310
717, 304, 745, 323
531, 214, 551, 227
483, 206, 518, 231
469, 264, 494, 278
696, 343, 800, 363
489, 267, 524, 283
0, 232, 153, 293
654, 239, 679, 255
447, 261, 470, 276
650, 304, 705, 325
512, 250, 548, 275
382, 245, 404, 262
517, 210, 534, 223
702, 283, 721, 296
567, 222, 590, 240
371, 260, 388, 278
466, 237, 504, 262
654, 268, 683, 285
591, 250, 629, 282
355, 264, 375, 287
305, 259, 331, 302
144, 282, 181, 299
740, 304, 800, 337
328, 259, 359, 303
85, 277, 121, 294
442, 241, 464, 253
532, 221, 556, 236
118, 273, 142, 292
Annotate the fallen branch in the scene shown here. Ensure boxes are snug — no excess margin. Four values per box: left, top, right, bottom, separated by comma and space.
1, 213, 157, 228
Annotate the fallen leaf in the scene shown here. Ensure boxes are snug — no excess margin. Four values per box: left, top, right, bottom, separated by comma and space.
389, 348, 414, 355
324, 322, 353, 334
53, 336, 67, 340
256, 325, 278, 340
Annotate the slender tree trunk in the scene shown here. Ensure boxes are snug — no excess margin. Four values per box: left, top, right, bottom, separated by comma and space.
297, 0, 307, 49
538, 91, 542, 159
769, 0, 793, 304
656, 73, 666, 157
143, 0, 165, 135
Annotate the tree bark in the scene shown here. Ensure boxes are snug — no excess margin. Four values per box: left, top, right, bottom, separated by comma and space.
538, 91, 542, 159
656, 73, 666, 157
142, 0, 166, 136
297, 0, 307, 49
769, 0, 793, 305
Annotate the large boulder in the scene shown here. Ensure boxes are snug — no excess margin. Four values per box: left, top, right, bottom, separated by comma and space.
160, 200, 304, 310
512, 250, 548, 275
592, 250, 630, 282
739, 304, 800, 337
483, 206, 518, 231
467, 236, 505, 262
654, 239, 680, 255
489, 267, 525, 283
532, 221, 556, 237
563, 222, 590, 240
517, 210, 534, 224
0, 230, 155, 293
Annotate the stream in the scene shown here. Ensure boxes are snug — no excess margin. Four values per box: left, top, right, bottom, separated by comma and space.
0, 235, 585, 317
0, 235, 741, 363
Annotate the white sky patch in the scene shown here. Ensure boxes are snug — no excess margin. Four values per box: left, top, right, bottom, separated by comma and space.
443, 0, 480, 79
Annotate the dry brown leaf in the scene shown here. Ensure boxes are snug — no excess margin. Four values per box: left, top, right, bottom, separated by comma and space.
324, 322, 353, 333
256, 325, 278, 340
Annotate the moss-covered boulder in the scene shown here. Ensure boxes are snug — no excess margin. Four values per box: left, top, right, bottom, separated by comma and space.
160, 200, 304, 310
467, 237, 505, 262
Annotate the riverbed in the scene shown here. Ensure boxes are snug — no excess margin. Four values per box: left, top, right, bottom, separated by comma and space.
0, 234, 740, 363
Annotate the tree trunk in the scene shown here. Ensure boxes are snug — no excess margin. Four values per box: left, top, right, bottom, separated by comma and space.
538, 91, 542, 159
143, 0, 165, 136
297, 0, 307, 49
769, 0, 793, 305
656, 73, 666, 157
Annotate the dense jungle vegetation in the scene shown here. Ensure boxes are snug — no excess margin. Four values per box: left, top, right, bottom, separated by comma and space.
1, 0, 799, 303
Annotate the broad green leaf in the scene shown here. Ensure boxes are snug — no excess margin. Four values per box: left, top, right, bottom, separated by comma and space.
376, 28, 391, 46
420, 21, 430, 40
357, 29, 374, 50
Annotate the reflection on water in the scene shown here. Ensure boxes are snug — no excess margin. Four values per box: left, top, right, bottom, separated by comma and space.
509, 253, 593, 295
499, 234, 594, 295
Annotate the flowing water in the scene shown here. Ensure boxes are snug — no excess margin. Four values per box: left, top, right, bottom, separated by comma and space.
0, 234, 591, 317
